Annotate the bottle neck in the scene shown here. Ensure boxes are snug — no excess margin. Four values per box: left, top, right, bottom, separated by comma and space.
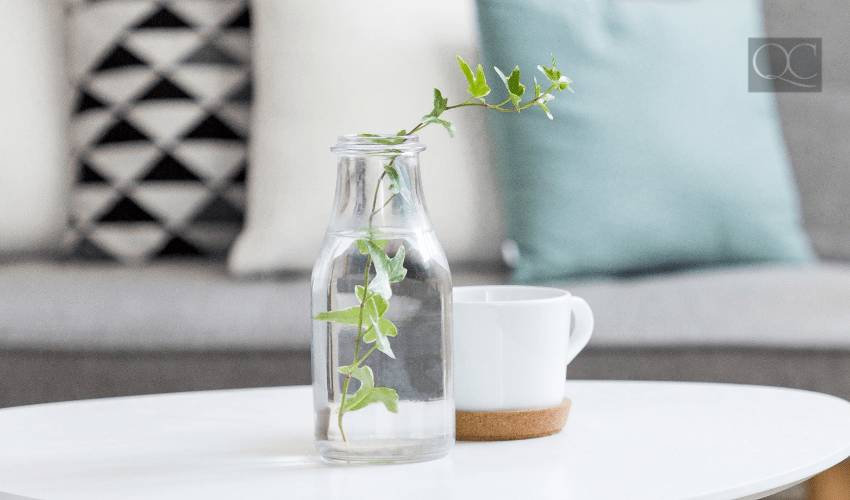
328, 149, 432, 235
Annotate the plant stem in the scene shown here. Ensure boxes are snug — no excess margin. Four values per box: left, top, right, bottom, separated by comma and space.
353, 344, 379, 366
338, 254, 372, 443
368, 170, 389, 227
339, 152, 396, 442
373, 194, 396, 216
406, 83, 560, 135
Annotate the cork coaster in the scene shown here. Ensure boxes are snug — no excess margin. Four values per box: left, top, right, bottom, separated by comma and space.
456, 398, 572, 441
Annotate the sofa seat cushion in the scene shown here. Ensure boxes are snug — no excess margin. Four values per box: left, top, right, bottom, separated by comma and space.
566, 263, 850, 348
1, 262, 849, 350
0, 262, 311, 350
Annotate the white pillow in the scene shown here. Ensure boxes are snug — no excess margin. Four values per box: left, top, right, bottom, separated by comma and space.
0, 0, 70, 257
228, 0, 503, 275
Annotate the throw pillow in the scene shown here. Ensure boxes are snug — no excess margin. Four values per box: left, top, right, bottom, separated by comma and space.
0, 1, 69, 258
228, 0, 503, 275
477, 0, 815, 282
65, 0, 251, 264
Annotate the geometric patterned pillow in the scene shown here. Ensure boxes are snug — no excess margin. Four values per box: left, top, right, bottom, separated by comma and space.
64, 0, 250, 263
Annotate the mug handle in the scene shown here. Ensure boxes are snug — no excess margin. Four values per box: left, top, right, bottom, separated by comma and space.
566, 296, 594, 364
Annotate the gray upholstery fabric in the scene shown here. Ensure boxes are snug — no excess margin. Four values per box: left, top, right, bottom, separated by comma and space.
0, 349, 311, 408
0, 262, 310, 350
569, 347, 850, 402
762, 0, 850, 260
565, 262, 850, 348
2, 262, 849, 350
2, 347, 849, 409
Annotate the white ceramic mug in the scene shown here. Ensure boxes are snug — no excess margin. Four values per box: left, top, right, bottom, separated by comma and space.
452, 285, 594, 411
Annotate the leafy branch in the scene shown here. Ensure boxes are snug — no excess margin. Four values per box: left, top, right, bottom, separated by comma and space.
398, 55, 573, 137
313, 238, 406, 443
313, 54, 572, 444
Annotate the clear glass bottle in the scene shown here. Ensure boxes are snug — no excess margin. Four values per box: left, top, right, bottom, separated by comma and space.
311, 134, 454, 464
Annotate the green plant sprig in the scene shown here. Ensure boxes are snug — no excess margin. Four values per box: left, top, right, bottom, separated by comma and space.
313, 54, 572, 444
399, 55, 573, 138
313, 235, 405, 443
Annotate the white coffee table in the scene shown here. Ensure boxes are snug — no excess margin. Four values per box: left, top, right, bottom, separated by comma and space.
1, 381, 849, 500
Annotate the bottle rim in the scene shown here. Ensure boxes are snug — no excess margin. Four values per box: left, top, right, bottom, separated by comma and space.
331, 134, 426, 154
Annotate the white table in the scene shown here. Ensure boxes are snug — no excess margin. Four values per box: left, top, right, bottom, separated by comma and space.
1, 381, 849, 500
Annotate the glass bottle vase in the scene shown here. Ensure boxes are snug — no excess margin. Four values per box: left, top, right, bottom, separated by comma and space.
311, 135, 454, 464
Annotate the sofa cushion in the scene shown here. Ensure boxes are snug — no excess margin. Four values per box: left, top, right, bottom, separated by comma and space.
64, 0, 251, 263
228, 0, 504, 275
565, 263, 850, 348
2, 262, 849, 351
476, 0, 815, 282
0, 1, 69, 259
0, 262, 310, 350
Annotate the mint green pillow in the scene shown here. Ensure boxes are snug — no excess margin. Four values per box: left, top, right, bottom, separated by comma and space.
476, 0, 815, 282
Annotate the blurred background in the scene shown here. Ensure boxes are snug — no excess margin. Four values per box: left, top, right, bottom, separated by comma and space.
1, 0, 849, 498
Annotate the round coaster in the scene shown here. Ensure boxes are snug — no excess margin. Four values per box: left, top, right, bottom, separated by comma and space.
456, 398, 572, 442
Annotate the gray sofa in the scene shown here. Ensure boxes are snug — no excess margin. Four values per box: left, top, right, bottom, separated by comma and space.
3, 0, 850, 412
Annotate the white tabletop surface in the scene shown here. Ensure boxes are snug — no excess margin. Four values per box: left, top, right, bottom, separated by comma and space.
1, 381, 850, 500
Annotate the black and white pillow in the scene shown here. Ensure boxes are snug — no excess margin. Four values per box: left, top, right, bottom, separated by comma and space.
65, 0, 251, 263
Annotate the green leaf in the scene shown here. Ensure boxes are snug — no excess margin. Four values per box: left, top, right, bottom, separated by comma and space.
506, 67, 525, 99
357, 239, 391, 299
537, 55, 573, 92
387, 244, 406, 283
418, 88, 456, 137
341, 365, 399, 413
361, 292, 388, 321
357, 238, 388, 255
362, 316, 397, 358
342, 365, 374, 409
396, 129, 407, 136
560, 75, 574, 93
537, 54, 560, 84
429, 88, 448, 118
356, 240, 403, 357
350, 365, 374, 388
379, 317, 397, 337
420, 115, 455, 138
494, 66, 525, 110
363, 317, 398, 343
368, 264, 391, 300
457, 55, 490, 101
384, 164, 411, 203
359, 290, 390, 356
357, 239, 407, 300
384, 165, 400, 192
458, 55, 475, 86
367, 387, 399, 413
343, 386, 399, 413
312, 306, 363, 325
372, 328, 394, 358
471, 65, 491, 100
355, 246, 398, 359
341, 389, 370, 412
533, 75, 553, 119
